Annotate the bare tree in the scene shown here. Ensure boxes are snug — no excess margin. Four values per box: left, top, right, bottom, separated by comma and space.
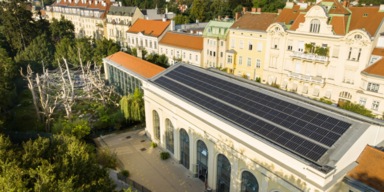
19, 65, 41, 121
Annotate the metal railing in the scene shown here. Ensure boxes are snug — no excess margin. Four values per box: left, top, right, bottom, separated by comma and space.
290, 52, 329, 63
117, 173, 152, 192
288, 72, 325, 84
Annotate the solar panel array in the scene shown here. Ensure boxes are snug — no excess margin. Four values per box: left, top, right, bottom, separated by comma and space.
153, 66, 352, 162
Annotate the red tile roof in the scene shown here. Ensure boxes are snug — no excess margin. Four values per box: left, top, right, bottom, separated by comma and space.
349, 7, 384, 37
105, 51, 165, 78
275, 5, 311, 26
127, 19, 170, 37
231, 12, 278, 31
363, 48, 384, 77
347, 145, 384, 191
290, 13, 305, 30
330, 16, 348, 35
52, 0, 112, 18
159, 32, 203, 51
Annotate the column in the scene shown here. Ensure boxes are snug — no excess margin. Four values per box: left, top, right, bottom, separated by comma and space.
144, 100, 153, 140
230, 155, 239, 192
207, 139, 215, 190
260, 175, 270, 192
173, 117, 180, 163
189, 128, 194, 173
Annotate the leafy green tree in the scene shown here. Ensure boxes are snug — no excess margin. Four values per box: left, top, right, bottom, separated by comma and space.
233, 5, 243, 17
156, 54, 169, 68
252, 0, 285, 12
131, 48, 138, 57
54, 37, 73, 66
50, 16, 75, 44
119, 88, 145, 122
358, 0, 384, 5
339, 102, 377, 118
93, 38, 121, 65
0, 134, 116, 191
173, 14, 191, 24
191, 0, 206, 21
15, 34, 55, 72
68, 37, 94, 67
217, 6, 233, 18
0, 48, 16, 127
0, 0, 37, 51
146, 53, 159, 63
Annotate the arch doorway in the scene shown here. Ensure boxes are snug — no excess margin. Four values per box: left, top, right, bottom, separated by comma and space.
180, 129, 190, 169
241, 171, 259, 192
217, 154, 231, 192
165, 119, 174, 154
197, 140, 208, 182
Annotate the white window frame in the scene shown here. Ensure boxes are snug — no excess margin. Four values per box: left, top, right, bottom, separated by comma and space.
257, 42, 262, 52
239, 40, 244, 49
256, 59, 261, 68
247, 57, 252, 67
248, 41, 253, 51
372, 101, 380, 111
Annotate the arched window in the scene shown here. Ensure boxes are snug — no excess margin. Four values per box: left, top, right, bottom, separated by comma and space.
165, 119, 174, 154
217, 154, 231, 192
310, 19, 321, 33
153, 110, 160, 140
339, 91, 352, 99
197, 140, 208, 182
180, 129, 189, 169
241, 171, 259, 192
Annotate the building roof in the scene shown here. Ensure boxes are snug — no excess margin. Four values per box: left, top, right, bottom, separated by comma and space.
149, 63, 381, 169
107, 6, 136, 16
230, 12, 278, 31
346, 145, 384, 191
49, 0, 113, 18
159, 32, 203, 51
276, 1, 384, 36
362, 48, 384, 77
127, 19, 170, 37
202, 19, 235, 39
104, 51, 165, 78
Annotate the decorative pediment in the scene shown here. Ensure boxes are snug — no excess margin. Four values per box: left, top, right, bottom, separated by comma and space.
266, 23, 288, 37
305, 5, 329, 19
342, 29, 371, 47
296, 6, 333, 35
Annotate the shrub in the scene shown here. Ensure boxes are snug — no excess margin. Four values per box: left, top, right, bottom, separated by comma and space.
339, 102, 376, 118
121, 170, 129, 177
269, 82, 280, 89
313, 97, 332, 105
255, 77, 261, 83
97, 146, 117, 169
160, 152, 170, 160
151, 142, 157, 148
20, 99, 30, 106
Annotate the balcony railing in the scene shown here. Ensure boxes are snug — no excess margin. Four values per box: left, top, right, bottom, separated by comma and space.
290, 52, 329, 63
288, 72, 325, 84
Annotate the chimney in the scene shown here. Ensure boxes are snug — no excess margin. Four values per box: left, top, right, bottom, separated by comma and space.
243, 7, 248, 13
218, 15, 221, 20
171, 19, 175, 31
252, 8, 257, 12
235, 12, 241, 20
196, 19, 199, 24
225, 15, 229, 19
119, 1, 121, 6
343, 1, 349, 7
257, 8, 261, 12
278, 9, 282, 14
162, 17, 166, 22
380, 4, 384, 11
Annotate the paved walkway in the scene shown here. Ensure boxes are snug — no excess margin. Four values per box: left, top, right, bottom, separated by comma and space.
100, 128, 205, 192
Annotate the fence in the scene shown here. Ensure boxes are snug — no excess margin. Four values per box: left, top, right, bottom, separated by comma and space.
117, 173, 151, 192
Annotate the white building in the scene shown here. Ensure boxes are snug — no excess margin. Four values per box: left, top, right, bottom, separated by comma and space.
143, 63, 384, 192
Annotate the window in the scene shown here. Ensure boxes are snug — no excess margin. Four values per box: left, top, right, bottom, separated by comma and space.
165, 119, 174, 154
213, 52, 216, 57
154, 42, 157, 49
238, 71, 242, 76
231, 39, 235, 48
257, 42, 262, 52
161, 48, 163, 54
359, 98, 367, 106
363, 13, 368, 17
213, 40, 216, 46
325, 89, 332, 99
176, 51, 180, 58
332, 45, 340, 58
171, 50, 173, 56
153, 110, 160, 140
150, 41, 152, 48
357, 48, 362, 61
209, 39, 212, 46
227, 55, 233, 64
372, 101, 380, 110
247, 57, 252, 67
343, 70, 355, 84
313, 87, 320, 97
310, 19, 320, 33
367, 83, 380, 92
256, 59, 261, 68
196, 55, 198, 62
298, 41, 304, 52
289, 20, 294, 25
248, 41, 253, 50
355, 34, 362, 40
189, 54, 192, 60
348, 47, 352, 60
239, 40, 244, 49
287, 40, 293, 51
166, 49, 168, 55
377, 36, 384, 47
239, 56, 243, 65
339, 91, 352, 99
145, 39, 148, 47
221, 40, 224, 47
210, 51, 212, 56
369, 56, 381, 65
246, 73, 250, 80
220, 52, 223, 58
183, 52, 185, 59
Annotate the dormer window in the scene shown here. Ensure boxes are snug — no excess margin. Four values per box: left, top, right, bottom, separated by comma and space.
363, 13, 368, 17
310, 19, 320, 33
208, 28, 211, 33
293, 10, 297, 13
289, 20, 294, 25
355, 34, 362, 40
275, 27, 280, 31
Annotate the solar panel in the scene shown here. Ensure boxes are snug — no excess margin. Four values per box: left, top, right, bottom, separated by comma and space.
164, 66, 352, 147
154, 76, 327, 162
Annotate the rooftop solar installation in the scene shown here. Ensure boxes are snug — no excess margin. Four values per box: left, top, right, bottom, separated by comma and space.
152, 65, 352, 163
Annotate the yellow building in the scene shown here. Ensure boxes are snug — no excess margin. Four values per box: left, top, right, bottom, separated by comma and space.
226, 9, 278, 81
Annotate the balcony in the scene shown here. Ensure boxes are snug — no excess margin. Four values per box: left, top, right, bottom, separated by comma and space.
290, 52, 329, 63
288, 72, 325, 84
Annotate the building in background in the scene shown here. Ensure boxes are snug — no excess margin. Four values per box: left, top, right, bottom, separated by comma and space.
140, 8, 175, 20
46, 0, 116, 39
158, 31, 204, 66
226, 7, 278, 80
103, 51, 165, 95
175, 21, 209, 34
202, 17, 235, 69
144, 63, 384, 192
263, 0, 384, 118
105, 6, 144, 50
177, 4, 187, 13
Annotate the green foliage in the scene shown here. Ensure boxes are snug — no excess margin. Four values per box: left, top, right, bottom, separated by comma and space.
146, 53, 159, 64
0, 134, 116, 191
160, 152, 170, 160
255, 77, 261, 83
15, 34, 55, 71
241, 74, 249, 79
131, 48, 138, 57
20, 99, 30, 107
68, 37, 94, 67
252, 0, 285, 12
173, 14, 191, 24
269, 82, 280, 88
93, 38, 121, 65
72, 124, 91, 139
156, 54, 169, 68
358, 0, 384, 6
313, 97, 333, 105
233, 5, 243, 17
119, 186, 137, 192
50, 16, 75, 44
97, 146, 117, 169
151, 142, 157, 148
54, 37, 73, 65
119, 88, 145, 122
191, 0, 206, 21
314, 46, 329, 56
304, 43, 314, 53
51, 117, 90, 139
339, 102, 377, 118
121, 170, 130, 177
141, 49, 148, 59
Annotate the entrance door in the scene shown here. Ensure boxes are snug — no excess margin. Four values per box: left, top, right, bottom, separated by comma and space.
197, 140, 208, 182
217, 154, 231, 192
180, 129, 190, 169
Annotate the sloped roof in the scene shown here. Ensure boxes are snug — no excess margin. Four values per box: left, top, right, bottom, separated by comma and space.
362, 48, 384, 77
321, 0, 350, 14
330, 16, 348, 35
50, 0, 112, 18
230, 12, 278, 31
127, 19, 170, 37
347, 145, 384, 191
349, 7, 384, 37
275, 5, 311, 27
159, 32, 203, 51
290, 13, 306, 30
104, 51, 165, 78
